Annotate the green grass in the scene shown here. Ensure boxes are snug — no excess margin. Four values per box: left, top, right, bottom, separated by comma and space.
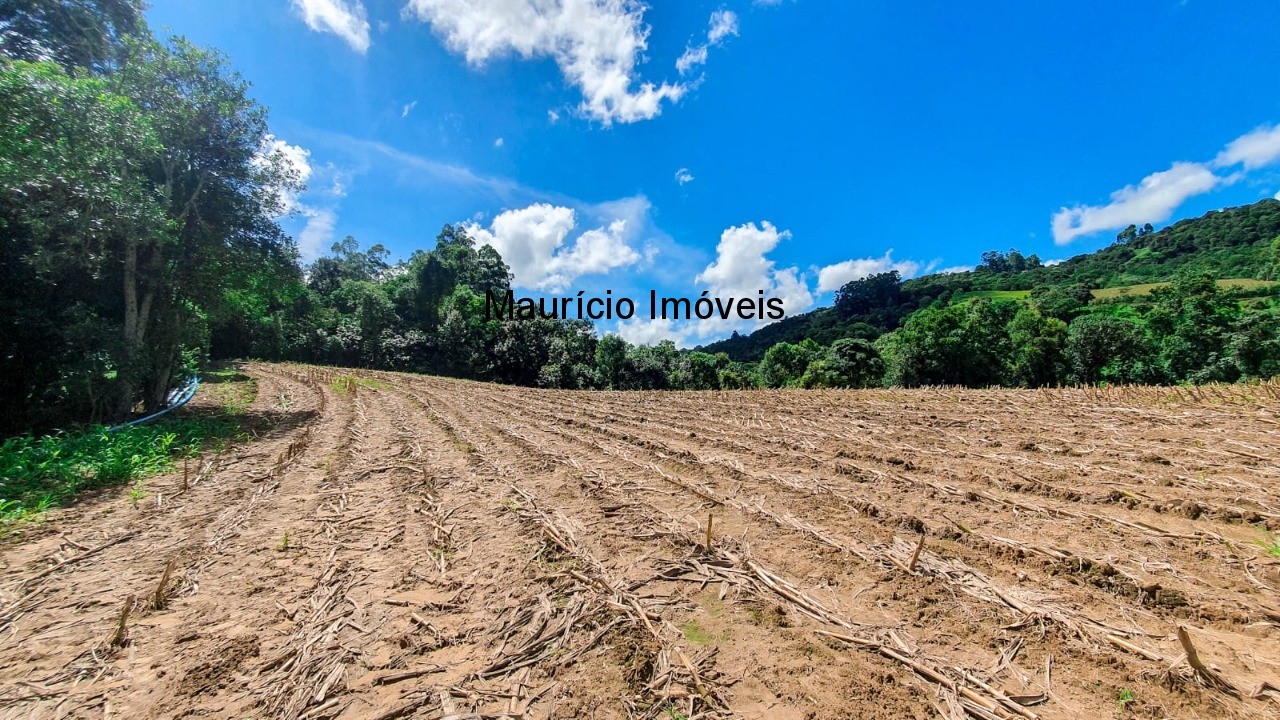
956, 289, 1032, 302
330, 374, 386, 393
1257, 533, 1280, 558
1091, 278, 1277, 300
0, 417, 244, 528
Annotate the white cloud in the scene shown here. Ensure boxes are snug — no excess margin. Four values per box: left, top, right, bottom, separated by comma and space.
1043, 259, 1064, 267
403, 0, 687, 124
675, 45, 707, 75
292, 0, 371, 53
708, 9, 738, 44
937, 265, 975, 274
494, 137, 504, 148
298, 208, 339, 259
1214, 124, 1280, 170
1051, 162, 1221, 245
466, 203, 642, 290
815, 251, 921, 293
691, 221, 813, 333
547, 109, 561, 123
615, 318, 690, 346
674, 167, 694, 185
1275, 189, 1280, 200
677, 9, 737, 75
402, 100, 418, 117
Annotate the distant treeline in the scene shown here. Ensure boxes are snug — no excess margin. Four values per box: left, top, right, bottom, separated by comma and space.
3, 1, 1279, 438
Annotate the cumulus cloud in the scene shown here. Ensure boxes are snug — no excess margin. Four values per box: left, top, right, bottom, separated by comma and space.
1214, 124, 1280, 171
291, 0, 371, 53
674, 167, 694, 185
676, 9, 738, 75
403, 0, 687, 124
937, 265, 975, 274
815, 251, 922, 293
694, 221, 813, 327
402, 100, 417, 117
1051, 162, 1221, 245
466, 203, 642, 290
494, 137, 504, 148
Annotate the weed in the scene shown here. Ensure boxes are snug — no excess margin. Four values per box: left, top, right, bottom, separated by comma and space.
331, 375, 385, 394
664, 707, 688, 720
680, 620, 718, 646
279, 529, 290, 551
127, 482, 147, 509
1, 416, 242, 527
1117, 687, 1135, 714
1257, 533, 1280, 558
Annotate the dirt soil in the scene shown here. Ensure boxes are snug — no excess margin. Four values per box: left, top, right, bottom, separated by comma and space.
2, 363, 1279, 719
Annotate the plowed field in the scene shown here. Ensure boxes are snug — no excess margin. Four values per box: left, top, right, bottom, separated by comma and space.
3, 363, 1279, 719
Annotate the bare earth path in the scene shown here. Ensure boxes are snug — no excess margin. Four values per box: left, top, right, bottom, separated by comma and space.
1, 362, 1278, 719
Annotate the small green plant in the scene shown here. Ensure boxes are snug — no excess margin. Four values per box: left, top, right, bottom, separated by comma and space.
1257, 533, 1280, 557
663, 706, 688, 720
1116, 687, 1135, 714
331, 375, 385, 394
128, 482, 147, 509
279, 529, 290, 551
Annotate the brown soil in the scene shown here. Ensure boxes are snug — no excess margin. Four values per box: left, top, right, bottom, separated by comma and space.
1, 363, 1278, 719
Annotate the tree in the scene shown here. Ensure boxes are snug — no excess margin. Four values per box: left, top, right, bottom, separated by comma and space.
1007, 307, 1067, 387
595, 334, 629, 389
1031, 284, 1093, 321
1145, 273, 1240, 382
878, 300, 1015, 387
800, 338, 884, 388
1065, 314, 1155, 384
677, 351, 727, 390
834, 270, 901, 317
758, 339, 820, 388
0, 60, 162, 429
1, 0, 145, 71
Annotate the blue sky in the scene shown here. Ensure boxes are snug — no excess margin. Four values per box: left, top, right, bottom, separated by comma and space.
147, 0, 1280, 345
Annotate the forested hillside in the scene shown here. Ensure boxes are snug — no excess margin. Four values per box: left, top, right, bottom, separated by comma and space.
700, 200, 1280, 361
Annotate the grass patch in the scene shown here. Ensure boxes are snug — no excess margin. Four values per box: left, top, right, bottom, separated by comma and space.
330, 374, 386, 394
680, 620, 721, 646
0, 417, 244, 527
1091, 278, 1276, 300
1257, 533, 1280, 558
1, 366, 257, 531
956, 289, 1032, 302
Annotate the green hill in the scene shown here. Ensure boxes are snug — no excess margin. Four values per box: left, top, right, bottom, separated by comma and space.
699, 199, 1280, 361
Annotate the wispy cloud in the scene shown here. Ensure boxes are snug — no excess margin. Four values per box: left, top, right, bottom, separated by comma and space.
674, 167, 694, 185
291, 0, 371, 53
401, 100, 417, 118
677, 9, 739, 75
1051, 122, 1280, 245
